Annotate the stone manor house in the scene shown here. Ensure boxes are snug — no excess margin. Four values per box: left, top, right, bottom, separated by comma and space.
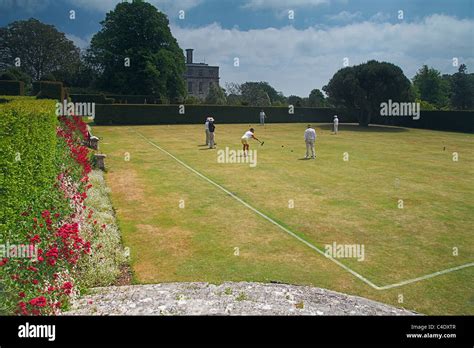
184, 49, 220, 99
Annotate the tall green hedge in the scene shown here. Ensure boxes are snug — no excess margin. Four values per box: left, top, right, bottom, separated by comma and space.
70, 94, 114, 104
71, 94, 161, 104
33, 81, 65, 101
371, 111, 474, 133
106, 94, 162, 104
93, 104, 474, 132
94, 105, 352, 125
0, 97, 59, 237
0, 80, 25, 96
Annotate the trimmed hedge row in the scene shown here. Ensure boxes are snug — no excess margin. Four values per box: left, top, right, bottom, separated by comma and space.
94, 105, 352, 125
106, 94, 162, 104
33, 81, 66, 101
371, 111, 474, 133
70, 94, 114, 104
94, 104, 473, 132
71, 94, 161, 104
0, 80, 25, 96
0, 97, 59, 234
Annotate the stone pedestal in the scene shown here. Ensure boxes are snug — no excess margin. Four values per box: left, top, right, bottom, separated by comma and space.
94, 154, 107, 171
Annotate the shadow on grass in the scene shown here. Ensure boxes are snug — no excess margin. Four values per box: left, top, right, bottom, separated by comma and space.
318, 123, 409, 133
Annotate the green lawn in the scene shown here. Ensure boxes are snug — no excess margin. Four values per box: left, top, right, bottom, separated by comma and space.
94, 123, 474, 315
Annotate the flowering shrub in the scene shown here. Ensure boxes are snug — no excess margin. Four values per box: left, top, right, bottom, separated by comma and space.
0, 97, 105, 315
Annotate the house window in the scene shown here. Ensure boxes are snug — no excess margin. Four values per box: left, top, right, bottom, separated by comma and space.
198, 69, 203, 77
198, 82, 203, 93
188, 68, 193, 76
188, 81, 193, 93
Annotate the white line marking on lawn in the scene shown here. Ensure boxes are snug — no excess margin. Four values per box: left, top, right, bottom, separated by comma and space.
377, 262, 474, 290
133, 130, 474, 291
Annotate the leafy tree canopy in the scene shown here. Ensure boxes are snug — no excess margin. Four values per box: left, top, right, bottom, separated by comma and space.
450, 64, 474, 110
0, 18, 81, 80
87, 0, 185, 101
323, 60, 413, 126
412, 65, 450, 107
205, 83, 227, 105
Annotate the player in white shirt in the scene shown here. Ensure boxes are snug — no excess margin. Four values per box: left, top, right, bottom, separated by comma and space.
304, 124, 317, 159
259, 110, 266, 125
333, 115, 339, 134
204, 117, 210, 145
241, 128, 260, 156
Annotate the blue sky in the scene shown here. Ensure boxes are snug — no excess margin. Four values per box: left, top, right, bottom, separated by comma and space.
1, 0, 473, 96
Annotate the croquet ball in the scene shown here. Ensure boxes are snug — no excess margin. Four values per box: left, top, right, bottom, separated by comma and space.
281, 145, 284, 147
291, 150, 293, 152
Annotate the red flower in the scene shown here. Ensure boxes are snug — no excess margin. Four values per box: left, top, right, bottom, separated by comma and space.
27, 266, 38, 272
29, 296, 47, 307
30, 234, 41, 244
0, 258, 8, 266
62, 281, 73, 295
41, 210, 50, 219
18, 292, 25, 298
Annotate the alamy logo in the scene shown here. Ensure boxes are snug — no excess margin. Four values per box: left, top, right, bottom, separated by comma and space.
217, 147, 257, 167
18, 322, 56, 341
324, 242, 365, 262
380, 99, 420, 120
56, 101, 95, 118
0, 242, 37, 260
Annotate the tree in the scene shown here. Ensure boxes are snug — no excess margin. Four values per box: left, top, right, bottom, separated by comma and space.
239, 81, 284, 106
308, 89, 326, 107
225, 82, 241, 96
184, 95, 201, 104
323, 60, 413, 126
238, 82, 270, 106
412, 65, 449, 107
451, 64, 474, 110
51, 50, 98, 89
87, 0, 185, 101
226, 94, 242, 105
0, 71, 15, 80
255, 89, 271, 106
0, 18, 81, 80
0, 67, 32, 93
288, 95, 303, 107
40, 73, 56, 81
205, 83, 227, 105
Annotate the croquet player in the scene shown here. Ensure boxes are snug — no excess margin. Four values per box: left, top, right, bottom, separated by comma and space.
208, 117, 216, 149
333, 115, 339, 134
204, 117, 210, 145
259, 109, 266, 125
304, 124, 316, 159
241, 128, 259, 156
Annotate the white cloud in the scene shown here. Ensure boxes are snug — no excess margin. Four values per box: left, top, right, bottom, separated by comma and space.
369, 12, 391, 22
326, 11, 362, 22
66, 33, 92, 50
172, 15, 474, 96
242, 0, 328, 10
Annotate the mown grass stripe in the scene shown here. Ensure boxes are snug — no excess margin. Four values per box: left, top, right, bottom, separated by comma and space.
133, 129, 474, 291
